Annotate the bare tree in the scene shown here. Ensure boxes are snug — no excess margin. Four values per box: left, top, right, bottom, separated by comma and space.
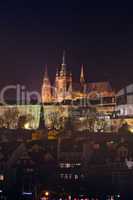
48, 111, 64, 130
18, 114, 34, 129
3, 107, 19, 129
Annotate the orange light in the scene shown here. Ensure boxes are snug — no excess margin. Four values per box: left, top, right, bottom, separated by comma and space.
45, 191, 49, 196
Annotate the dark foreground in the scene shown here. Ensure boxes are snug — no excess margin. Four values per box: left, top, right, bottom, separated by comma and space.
1, 131, 133, 199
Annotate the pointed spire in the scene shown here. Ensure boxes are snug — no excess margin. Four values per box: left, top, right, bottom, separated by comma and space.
61, 50, 66, 76
80, 64, 85, 84
42, 64, 52, 103
44, 64, 48, 79
62, 50, 66, 66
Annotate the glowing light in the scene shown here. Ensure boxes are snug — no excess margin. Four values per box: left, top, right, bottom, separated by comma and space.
129, 127, 133, 133
44, 191, 49, 196
0, 175, 4, 181
24, 122, 30, 129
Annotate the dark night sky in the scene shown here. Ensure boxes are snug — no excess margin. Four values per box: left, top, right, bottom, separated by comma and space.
0, 1, 133, 94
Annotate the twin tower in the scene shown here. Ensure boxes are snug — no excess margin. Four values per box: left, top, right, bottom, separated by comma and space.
41, 51, 85, 103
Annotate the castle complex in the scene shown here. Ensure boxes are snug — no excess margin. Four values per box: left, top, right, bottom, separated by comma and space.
0, 51, 118, 132
0, 52, 132, 132
41, 51, 115, 104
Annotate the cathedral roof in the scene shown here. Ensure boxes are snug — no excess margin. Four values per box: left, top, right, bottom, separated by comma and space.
72, 81, 115, 97
87, 81, 115, 97
87, 81, 112, 92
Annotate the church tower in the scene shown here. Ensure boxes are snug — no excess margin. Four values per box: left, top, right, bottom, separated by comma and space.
60, 50, 66, 76
41, 65, 52, 103
55, 51, 67, 102
80, 64, 85, 85
54, 51, 73, 102
80, 64, 86, 97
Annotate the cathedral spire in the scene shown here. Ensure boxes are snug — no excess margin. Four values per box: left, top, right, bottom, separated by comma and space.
44, 64, 48, 80
80, 64, 85, 85
62, 50, 66, 66
42, 64, 52, 103
61, 50, 66, 76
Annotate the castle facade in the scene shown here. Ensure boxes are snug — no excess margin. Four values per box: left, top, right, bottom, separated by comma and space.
41, 51, 115, 105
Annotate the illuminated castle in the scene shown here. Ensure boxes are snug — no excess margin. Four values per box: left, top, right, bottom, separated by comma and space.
41, 51, 115, 104
41, 51, 69, 103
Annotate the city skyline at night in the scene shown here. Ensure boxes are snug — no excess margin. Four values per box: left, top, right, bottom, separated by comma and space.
0, 1, 133, 199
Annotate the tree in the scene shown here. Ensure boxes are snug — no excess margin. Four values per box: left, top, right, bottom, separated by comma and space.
18, 115, 27, 128
3, 107, 19, 129
1, 108, 34, 129
48, 111, 64, 130
18, 114, 34, 129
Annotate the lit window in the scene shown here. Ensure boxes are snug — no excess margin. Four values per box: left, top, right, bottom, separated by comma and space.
64, 174, 68, 180
66, 163, 71, 168
0, 175, 4, 181
74, 174, 79, 180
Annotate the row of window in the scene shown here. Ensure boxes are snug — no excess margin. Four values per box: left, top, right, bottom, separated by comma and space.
60, 173, 84, 180
59, 163, 81, 168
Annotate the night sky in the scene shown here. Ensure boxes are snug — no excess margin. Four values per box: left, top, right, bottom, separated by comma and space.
0, 1, 133, 94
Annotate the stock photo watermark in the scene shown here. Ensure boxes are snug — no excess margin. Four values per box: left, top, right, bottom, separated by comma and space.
0, 84, 103, 107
